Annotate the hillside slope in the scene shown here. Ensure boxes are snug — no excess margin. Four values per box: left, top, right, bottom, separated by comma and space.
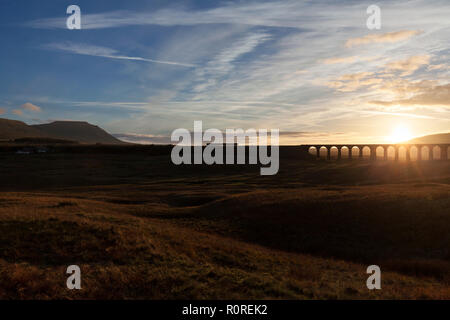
0, 155, 448, 299
409, 132, 450, 144
0, 118, 125, 144
0, 118, 46, 140
32, 121, 125, 144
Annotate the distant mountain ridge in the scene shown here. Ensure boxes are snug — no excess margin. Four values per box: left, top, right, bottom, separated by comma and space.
408, 132, 450, 144
32, 121, 123, 144
0, 118, 125, 144
0, 118, 46, 140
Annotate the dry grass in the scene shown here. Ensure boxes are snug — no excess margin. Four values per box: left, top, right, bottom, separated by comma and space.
0, 152, 449, 299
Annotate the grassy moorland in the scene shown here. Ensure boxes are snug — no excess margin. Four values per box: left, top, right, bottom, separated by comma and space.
0, 149, 449, 299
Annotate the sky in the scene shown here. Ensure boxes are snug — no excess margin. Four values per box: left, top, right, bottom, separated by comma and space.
0, 0, 449, 144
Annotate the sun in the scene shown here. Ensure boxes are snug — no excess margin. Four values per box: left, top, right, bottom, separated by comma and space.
388, 125, 413, 143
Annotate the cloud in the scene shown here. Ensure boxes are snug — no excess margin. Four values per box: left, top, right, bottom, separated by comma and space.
193, 32, 271, 92
21, 102, 41, 112
322, 56, 357, 64
345, 30, 422, 48
375, 79, 438, 96
205, 32, 271, 75
427, 64, 448, 71
370, 83, 450, 106
361, 110, 437, 120
25, 2, 350, 30
0, 108, 5, 115
114, 131, 348, 145
384, 55, 430, 76
26, 1, 449, 33
9, 103, 42, 116
18, 1, 450, 142
44, 42, 196, 67
338, 72, 374, 81
113, 133, 172, 145
327, 72, 381, 92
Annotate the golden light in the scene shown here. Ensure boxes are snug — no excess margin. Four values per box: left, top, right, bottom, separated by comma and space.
388, 125, 413, 143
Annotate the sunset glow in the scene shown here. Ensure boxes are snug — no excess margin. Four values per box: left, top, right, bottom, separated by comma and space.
0, 1, 448, 144
388, 125, 413, 143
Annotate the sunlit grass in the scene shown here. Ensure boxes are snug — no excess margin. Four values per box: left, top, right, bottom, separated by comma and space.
0, 153, 448, 299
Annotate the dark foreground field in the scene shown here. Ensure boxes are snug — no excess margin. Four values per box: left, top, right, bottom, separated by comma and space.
0, 148, 449, 299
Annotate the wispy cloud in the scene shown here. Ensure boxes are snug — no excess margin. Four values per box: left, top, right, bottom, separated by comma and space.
25, 3, 335, 30
427, 64, 448, 71
113, 133, 173, 145
193, 32, 271, 92
384, 55, 430, 76
26, 1, 449, 32
114, 131, 350, 145
345, 30, 422, 48
44, 42, 196, 67
15, 0, 450, 142
338, 72, 374, 81
322, 56, 357, 64
361, 110, 438, 120
326, 72, 382, 92
370, 83, 450, 106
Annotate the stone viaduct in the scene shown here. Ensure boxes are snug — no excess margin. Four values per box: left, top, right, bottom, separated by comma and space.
301, 144, 450, 161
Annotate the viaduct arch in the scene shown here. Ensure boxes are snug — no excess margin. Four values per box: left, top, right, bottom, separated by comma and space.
303, 144, 450, 161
